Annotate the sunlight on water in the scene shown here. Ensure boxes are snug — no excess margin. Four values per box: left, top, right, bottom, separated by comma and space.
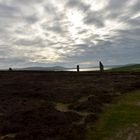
67, 67, 111, 72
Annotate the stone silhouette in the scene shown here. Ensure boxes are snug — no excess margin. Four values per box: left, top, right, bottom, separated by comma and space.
9, 67, 13, 71
77, 65, 79, 72
99, 61, 104, 72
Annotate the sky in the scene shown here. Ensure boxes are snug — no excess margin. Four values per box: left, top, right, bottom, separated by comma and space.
0, 0, 140, 68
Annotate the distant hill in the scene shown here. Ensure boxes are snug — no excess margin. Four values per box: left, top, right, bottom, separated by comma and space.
19, 66, 66, 71
110, 64, 140, 71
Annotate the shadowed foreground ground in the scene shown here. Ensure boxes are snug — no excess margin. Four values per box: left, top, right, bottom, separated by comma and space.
0, 71, 139, 140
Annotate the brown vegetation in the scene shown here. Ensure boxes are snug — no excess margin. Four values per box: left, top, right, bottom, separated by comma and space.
0, 71, 139, 140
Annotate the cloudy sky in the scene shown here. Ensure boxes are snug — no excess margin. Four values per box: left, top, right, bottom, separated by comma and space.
0, 0, 140, 68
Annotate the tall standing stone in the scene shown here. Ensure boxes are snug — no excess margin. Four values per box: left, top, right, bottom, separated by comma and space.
9, 67, 12, 71
99, 61, 104, 72
77, 65, 80, 72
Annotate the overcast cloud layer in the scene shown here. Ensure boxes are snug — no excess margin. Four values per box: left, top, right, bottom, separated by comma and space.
0, 0, 140, 68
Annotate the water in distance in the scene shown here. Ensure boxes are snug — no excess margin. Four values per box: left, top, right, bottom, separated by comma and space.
66, 67, 111, 72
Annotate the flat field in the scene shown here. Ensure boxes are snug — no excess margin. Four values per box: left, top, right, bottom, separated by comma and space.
0, 71, 139, 140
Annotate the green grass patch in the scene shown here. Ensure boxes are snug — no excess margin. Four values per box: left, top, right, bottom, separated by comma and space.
109, 64, 140, 72
86, 90, 140, 140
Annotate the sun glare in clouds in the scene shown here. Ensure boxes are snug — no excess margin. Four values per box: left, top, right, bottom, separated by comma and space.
23, 0, 129, 63
0, 0, 139, 67
67, 10, 83, 27
29, 1, 111, 62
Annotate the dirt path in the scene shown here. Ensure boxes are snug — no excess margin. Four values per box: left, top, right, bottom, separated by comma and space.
54, 95, 96, 124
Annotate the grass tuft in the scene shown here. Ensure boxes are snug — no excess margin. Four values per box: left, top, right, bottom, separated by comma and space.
86, 90, 140, 140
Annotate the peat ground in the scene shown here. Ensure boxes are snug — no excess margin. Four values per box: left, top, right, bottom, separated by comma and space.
0, 71, 140, 140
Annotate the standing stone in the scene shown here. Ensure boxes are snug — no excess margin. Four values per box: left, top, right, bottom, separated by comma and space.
77, 65, 80, 72
99, 61, 104, 72
9, 68, 13, 71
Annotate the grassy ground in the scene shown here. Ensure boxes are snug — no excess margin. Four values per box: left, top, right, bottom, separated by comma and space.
110, 64, 140, 72
86, 90, 140, 140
